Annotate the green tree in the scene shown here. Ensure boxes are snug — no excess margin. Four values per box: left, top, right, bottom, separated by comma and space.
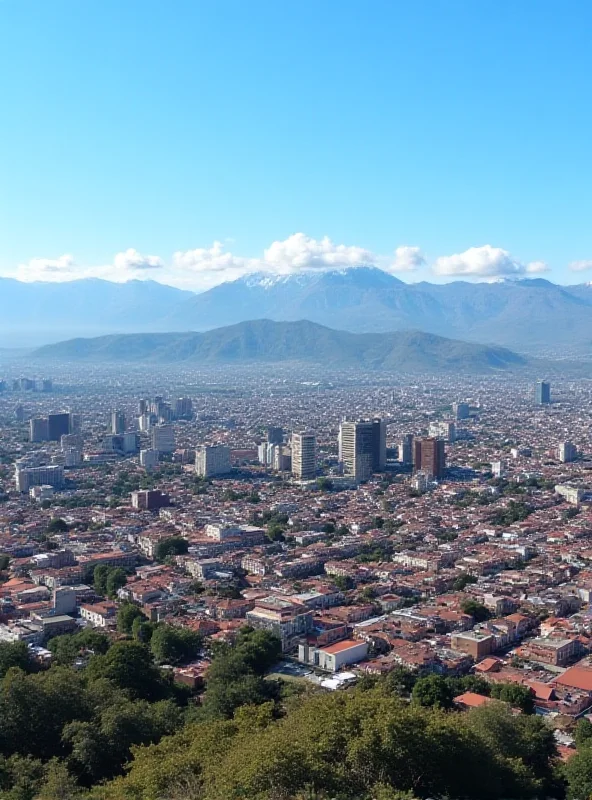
574, 717, 592, 749
36, 759, 82, 800
105, 568, 126, 598
47, 518, 69, 534
154, 536, 189, 562
489, 682, 534, 714
149, 625, 201, 665
0, 554, 10, 572
93, 565, 111, 596
453, 573, 478, 591
411, 674, 454, 709
116, 602, 146, 634
460, 598, 491, 622
0, 641, 33, 679
85, 641, 168, 701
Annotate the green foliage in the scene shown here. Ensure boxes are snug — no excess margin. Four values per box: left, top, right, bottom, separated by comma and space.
149, 625, 201, 665
453, 573, 478, 591
460, 597, 491, 622
489, 682, 534, 714
46, 518, 69, 534
491, 499, 533, 526
94, 686, 559, 800
332, 574, 354, 592
85, 641, 169, 701
411, 674, 455, 710
116, 602, 146, 634
315, 477, 333, 491
0, 641, 33, 680
574, 717, 592, 749
154, 536, 189, 562
105, 568, 127, 598
0, 554, 10, 572
200, 628, 281, 720
48, 630, 111, 667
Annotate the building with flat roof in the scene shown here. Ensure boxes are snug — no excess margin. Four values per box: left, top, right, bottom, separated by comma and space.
195, 445, 231, 478
291, 431, 316, 480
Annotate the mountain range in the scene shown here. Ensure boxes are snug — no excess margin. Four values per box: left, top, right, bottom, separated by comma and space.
3, 267, 592, 353
32, 319, 529, 373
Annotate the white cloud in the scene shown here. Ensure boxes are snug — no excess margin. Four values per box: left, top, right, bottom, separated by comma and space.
569, 259, 592, 272
16, 254, 76, 282
525, 260, 549, 274
262, 233, 376, 272
432, 245, 546, 278
173, 241, 251, 273
389, 245, 425, 272
113, 248, 164, 271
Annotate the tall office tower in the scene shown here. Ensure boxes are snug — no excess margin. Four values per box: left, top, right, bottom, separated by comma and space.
121, 432, 139, 454
138, 399, 148, 415
30, 417, 49, 443
291, 431, 316, 480
452, 402, 470, 420
399, 433, 413, 464
15, 463, 65, 493
61, 433, 83, 451
14, 404, 24, 422
413, 437, 446, 479
139, 413, 152, 432
558, 441, 577, 463
339, 418, 386, 481
139, 449, 159, 470
174, 398, 193, 419
267, 426, 284, 445
151, 424, 175, 453
62, 448, 82, 467
111, 410, 126, 435
535, 380, 551, 405
428, 420, 456, 443
68, 412, 82, 434
41, 379, 53, 392
47, 412, 70, 442
195, 445, 232, 478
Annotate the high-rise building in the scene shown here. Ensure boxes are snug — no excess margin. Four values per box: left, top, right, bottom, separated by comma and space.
15, 463, 64, 493
291, 431, 316, 480
151, 424, 175, 453
558, 441, 577, 463
413, 437, 446, 479
195, 445, 232, 478
452, 402, 470, 420
48, 413, 71, 442
139, 449, 159, 470
68, 413, 82, 434
111, 410, 126, 435
30, 417, 49, 443
398, 434, 413, 464
339, 419, 386, 482
429, 420, 456, 443
61, 433, 83, 451
174, 398, 193, 419
535, 381, 551, 405
267, 426, 284, 445
138, 399, 148, 415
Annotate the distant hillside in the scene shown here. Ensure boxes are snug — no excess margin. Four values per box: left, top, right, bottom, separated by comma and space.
32, 319, 528, 373
4, 269, 592, 352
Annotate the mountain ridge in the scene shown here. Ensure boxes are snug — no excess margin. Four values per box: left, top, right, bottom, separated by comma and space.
32, 318, 529, 373
3, 268, 592, 352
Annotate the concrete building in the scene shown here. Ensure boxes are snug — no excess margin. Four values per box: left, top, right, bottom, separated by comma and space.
48, 413, 71, 442
291, 431, 316, 480
195, 445, 231, 478
413, 437, 446, 479
535, 380, 551, 405
452, 402, 470, 420
139, 449, 159, 470
299, 638, 368, 671
558, 441, 577, 463
339, 419, 386, 482
30, 417, 49, 443
131, 489, 170, 511
151, 424, 175, 454
398, 433, 413, 464
428, 420, 456, 443
555, 484, 583, 505
111, 410, 126, 434
15, 464, 64, 493
246, 596, 313, 652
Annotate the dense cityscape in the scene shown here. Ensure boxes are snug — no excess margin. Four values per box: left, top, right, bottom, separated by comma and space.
2, 359, 592, 797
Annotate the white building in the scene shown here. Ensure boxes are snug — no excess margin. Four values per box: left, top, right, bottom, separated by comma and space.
429, 420, 456, 443
291, 431, 316, 480
151, 424, 175, 454
195, 445, 231, 478
298, 639, 368, 672
15, 463, 64, 493
555, 484, 583, 505
140, 449, 159, 470
558, 441, 577, 463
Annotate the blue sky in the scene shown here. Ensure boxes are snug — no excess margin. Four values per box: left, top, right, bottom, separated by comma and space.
1, 0, 591, 290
